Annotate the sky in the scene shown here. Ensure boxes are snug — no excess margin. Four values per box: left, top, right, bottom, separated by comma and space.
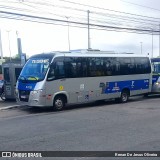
0, 0, 160, 58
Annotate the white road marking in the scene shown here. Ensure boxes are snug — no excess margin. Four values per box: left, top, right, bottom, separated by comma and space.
0, 105, 20, 111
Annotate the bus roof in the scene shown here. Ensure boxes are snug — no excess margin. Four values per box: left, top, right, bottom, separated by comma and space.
30, 50, 149, 59
63, 51, 148, 58
151, 57, 160, 62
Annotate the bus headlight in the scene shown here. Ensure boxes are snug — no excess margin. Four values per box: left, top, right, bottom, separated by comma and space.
31, 89, 43, 95
155, 82, 160, 85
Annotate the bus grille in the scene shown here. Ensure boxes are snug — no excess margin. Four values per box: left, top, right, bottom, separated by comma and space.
19, 90, 30, 102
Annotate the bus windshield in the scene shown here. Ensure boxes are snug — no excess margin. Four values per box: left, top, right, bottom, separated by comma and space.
19, 58, 51, 82
152, 61, 160, 74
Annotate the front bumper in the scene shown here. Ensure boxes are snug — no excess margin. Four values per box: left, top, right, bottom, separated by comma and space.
16, 89, 46, 107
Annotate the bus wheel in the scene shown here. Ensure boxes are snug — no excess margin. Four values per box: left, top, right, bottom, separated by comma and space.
1, 92, 6, 101
120, 90, 129, 103
144, 93, 149, 98
53, 96, 65, 111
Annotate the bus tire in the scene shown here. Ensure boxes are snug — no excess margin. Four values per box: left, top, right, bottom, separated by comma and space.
120, 90, 129, 103
144, 93, 149, 98
53, 95, 66, 111
1, 92, 6, 101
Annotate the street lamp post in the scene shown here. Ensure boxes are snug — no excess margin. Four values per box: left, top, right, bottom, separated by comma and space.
152, 29, 153, 58
7, 30, 11, 61
0, 30, 3, 59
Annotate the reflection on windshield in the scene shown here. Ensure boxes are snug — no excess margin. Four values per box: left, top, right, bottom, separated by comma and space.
19, 58, 50, 82
152, 62, 160, 74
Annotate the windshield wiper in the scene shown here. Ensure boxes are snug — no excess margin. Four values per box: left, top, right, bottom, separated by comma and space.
26, 76, 39, 80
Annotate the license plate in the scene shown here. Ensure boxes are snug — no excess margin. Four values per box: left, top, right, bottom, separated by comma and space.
21, 95, 27, 99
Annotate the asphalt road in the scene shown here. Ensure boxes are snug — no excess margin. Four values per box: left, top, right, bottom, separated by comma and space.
0, 95, 160, 160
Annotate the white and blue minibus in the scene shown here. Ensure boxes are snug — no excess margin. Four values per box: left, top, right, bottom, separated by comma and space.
15, 50, 152, 110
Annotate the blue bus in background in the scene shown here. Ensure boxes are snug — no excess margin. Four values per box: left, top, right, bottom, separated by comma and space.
151, 58, 160, 93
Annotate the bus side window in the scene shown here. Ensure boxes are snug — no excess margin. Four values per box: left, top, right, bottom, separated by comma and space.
47, 61, 65, 81
104, 58, 113, 76
47, 64, 55, 81
4, 68, 10, 82
54, 61, 65, 79
64, 57, 77, 78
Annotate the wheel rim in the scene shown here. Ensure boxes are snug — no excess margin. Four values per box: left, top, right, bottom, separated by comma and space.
1, 92, 5, 100
122, 92, 128, 102
55, 98, 63, 110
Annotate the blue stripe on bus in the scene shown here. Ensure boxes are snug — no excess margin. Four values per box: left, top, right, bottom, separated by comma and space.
18, 82, 36, 91
18, 79, 149, 93
104, 79, 149, 94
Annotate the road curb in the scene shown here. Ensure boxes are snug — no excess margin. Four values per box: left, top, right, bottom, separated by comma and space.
0, 105, 20, 111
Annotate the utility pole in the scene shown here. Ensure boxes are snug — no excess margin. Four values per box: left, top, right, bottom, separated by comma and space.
159, 24, 160, 57
152, 29, 153, 58
0, 30, 3, 59
66, 17, 70, 51
87, 10, 91, 49
16, 31, 22, 58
